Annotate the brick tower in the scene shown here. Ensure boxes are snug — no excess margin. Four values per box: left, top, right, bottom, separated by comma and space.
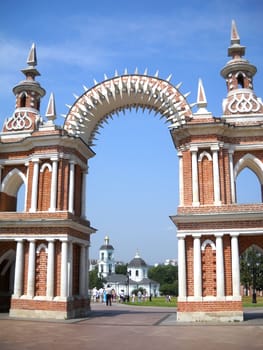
0, 44, 95, 319
171, 21, 263, 322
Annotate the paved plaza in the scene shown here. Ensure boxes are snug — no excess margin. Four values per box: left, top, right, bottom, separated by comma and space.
0, 303, 263, 350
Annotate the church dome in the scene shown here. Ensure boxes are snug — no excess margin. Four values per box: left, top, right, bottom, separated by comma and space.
128, 251, 147, 268
100, 235, 114, 250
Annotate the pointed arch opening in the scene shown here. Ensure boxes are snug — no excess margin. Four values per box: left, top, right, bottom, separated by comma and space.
234, 154, 263, 204
1, 168, 27, 212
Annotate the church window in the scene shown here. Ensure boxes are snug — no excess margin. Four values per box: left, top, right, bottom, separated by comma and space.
237, 73, 245, 88
20, 93, 26, 107
136, 270, 139, 277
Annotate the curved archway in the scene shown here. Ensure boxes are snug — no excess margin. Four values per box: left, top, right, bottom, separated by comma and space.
1, 168, 26, 197
63, 73, 193, 146
234, 153, 263, 183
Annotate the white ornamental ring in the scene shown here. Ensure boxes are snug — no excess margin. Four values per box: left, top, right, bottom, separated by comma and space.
63, 73, 194, 146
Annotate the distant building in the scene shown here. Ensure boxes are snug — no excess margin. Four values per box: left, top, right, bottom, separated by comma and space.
98, 236, 115, 278
104, 250, 160, 298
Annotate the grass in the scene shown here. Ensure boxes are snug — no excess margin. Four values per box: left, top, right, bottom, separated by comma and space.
127, 296, 177, 307
242, 296, 263, 307
126, 296, 263, 308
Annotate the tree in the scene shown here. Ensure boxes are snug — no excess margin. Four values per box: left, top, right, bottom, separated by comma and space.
115, 263, 128, 275
89, 267, 106, 289
148, 264, 178, 296
240, 246, 263, 300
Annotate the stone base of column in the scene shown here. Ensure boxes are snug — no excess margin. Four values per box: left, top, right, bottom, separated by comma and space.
177, 300, 243, 322
10, 296, 91, 320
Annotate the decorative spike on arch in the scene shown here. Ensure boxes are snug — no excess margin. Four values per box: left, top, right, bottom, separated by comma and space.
63, 73, 193, 145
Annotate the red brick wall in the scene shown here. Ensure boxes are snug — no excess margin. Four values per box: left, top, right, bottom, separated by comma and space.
182, 150, 192, 205
198, 155, 213, 205
223, 235, 232, 296
38, 165, 51, 211
57, 160, 69, 211
35, 245, 47, 296
74, 165, 82, 216
202, 243, 216, 296
185, 236, 193, 296
72, 244, 80, 295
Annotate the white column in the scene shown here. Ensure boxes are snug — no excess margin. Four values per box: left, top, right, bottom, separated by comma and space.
24, 162, 29, 212
178, 152, 184, 206
46, 240, 55, 298
68, 241, 73, 297
85, 244, 90, 295
81, 170, 87, 218
27, 240, 36, 297
30, 158, 39, 212
211, 146, 221, 205
231, 234, 241, 297
193, 235, 202, 298
60, 240, 68, 298
68, 161, 75, 213
49, 158, 59, 212
13, 240, 24, 297
178, 236, 187, 299
215, 234, 225, 298
228, 149, 236, 203
191, 147, 199, 206
79, 245, 86, 296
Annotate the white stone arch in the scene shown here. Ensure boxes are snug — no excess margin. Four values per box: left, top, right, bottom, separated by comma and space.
201, 239, 216, 251
234, 153, 263, 184
36, 243, 48, 254
40, 162, 52, 173
1, 168, 26, 197
63, 73, 194, 146
198, 151, 212, 162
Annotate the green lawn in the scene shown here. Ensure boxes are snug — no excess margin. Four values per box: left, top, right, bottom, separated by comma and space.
126, 296, 263, 308
242, 296, 263, 307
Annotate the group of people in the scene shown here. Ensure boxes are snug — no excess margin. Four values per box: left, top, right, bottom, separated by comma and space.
91, 286, 152, 305
91, 286, 116, 305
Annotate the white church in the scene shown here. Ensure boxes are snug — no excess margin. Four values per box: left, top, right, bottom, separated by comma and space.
96, 236, 160, 298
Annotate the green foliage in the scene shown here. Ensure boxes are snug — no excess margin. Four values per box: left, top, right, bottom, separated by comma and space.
160, 281, 178, 296
148, 264, 178, 296
115, 263, 128, 275
89, 267, 106, 289
240, 246, 263, 294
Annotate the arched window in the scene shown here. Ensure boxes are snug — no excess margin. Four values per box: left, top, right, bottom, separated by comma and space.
1, 168, 27, 212
237, 74, 244, 88
20, 92, 27, 107
236, 167, 262, 204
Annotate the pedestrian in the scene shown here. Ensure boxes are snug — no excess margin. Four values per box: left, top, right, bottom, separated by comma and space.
106, 284, 112, 306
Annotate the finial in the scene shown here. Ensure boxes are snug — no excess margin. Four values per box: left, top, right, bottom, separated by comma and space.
45, 92, 56, 124
194, 79, 212, 116
197, 78, 207, 108
230, 20, 241, 45
27, 43, 37, 67
228, 20, 245, 58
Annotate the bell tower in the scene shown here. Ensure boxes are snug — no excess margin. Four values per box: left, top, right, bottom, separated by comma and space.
220, 20, 263, 118
2, 44, 46, 137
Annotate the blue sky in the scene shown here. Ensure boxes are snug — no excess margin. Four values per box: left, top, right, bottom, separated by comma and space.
0, 0, 263, 264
